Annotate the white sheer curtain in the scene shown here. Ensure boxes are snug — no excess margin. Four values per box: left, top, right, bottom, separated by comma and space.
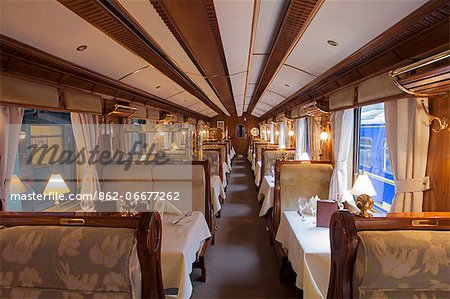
71, 113, 101, 207
385, 98, 430, 212
329, 109, 354, 201
0, 106, 24, 210
307, 116, 322, 160
269, 123, 275, 144
278, 122, 286, 149
294, 118, 307, 160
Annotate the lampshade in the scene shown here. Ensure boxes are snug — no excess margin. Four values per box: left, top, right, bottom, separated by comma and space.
275, 130, 279, 135
9, 175, 26, 194
43, 174, 70, 195
299, 152, 310, 160
351, 173, 377, 196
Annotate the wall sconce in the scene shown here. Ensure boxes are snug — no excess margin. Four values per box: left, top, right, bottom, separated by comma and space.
275, 130, 279, 136
320, 131, 328, 140
288, 130, 295, 137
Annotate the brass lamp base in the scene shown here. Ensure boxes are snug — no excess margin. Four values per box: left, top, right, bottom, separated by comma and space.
355, 194, 374, 218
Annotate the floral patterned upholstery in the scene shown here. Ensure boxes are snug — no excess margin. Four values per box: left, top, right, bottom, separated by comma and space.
0, 226, 137, 298
203, 151, 220, 176
353, 230, 450, 298
263, 150, 295, 176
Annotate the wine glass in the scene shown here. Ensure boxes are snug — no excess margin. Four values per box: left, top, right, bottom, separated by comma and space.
80, 199, 95, 212
298, 198, 308, 221
310, 204, 317, 225
270, 166, 275, 178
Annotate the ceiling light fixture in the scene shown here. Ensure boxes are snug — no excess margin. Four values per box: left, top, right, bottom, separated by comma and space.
76, 45, 87, 52
327, 40, 338, 47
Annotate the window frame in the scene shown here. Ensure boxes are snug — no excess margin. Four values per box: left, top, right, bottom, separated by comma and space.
353, 105, 394, 212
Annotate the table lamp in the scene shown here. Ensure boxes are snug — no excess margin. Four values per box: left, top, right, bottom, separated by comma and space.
9, 175, 27, 194
43, 173, 70, 207
351, 172, 377, 217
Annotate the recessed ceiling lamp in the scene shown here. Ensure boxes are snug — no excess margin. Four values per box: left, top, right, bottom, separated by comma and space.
76, 45, 87, 52
284, 84, 290, 88
327, 40, 338, 47
155, 85, 161, 89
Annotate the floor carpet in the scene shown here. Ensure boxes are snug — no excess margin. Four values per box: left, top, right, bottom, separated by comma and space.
192, 157, 296, 299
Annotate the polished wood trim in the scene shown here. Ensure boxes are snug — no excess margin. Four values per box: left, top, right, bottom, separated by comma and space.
247, 0, 323, 113
0, 212, 165, 299
328, 210, 450, 299
150, 0, 236, 116
56, 0, 222, 115
0, 35, 207, 120
242, 0, 261, 112
262, 0, 450, 118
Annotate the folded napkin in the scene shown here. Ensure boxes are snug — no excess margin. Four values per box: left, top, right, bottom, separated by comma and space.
304, 195, 320, 215
153, 200, 183, 218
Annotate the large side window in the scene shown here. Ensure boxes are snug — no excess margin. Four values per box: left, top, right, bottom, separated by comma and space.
356, 103, 395, 211
11, 109, 77, 211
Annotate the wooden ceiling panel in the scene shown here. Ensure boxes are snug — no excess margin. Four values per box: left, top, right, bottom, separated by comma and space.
150, 0, 237, 116
57, 0, 222, 115
247, 0, 323, 113
261, 0, 450, 119
0, 35, 208, 119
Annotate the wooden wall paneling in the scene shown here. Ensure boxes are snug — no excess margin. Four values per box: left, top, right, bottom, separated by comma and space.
424, 94, 450, 212
210, 113, 259, 156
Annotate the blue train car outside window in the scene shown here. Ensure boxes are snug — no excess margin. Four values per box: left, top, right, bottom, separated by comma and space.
357, 103, 395, 211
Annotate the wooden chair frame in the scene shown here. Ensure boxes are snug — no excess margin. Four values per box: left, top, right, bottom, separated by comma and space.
328, 210, 450, 298
0, 212, 164, 299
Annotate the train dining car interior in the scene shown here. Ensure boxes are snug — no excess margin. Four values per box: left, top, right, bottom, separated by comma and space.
0, 0, 449, 298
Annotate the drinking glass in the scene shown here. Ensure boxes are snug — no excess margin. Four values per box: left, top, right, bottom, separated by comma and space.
310, 204, 317, 225
298, 198, 308, 221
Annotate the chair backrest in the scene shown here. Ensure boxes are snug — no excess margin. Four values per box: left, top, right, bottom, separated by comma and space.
273, 160, 333, 232
203, 144, 227, 166
99, 161, 212, 231
0, 212, 164, 299
328, 210, 450, 299
261, 148, 296, 178
203, 148, 222, 178
255, 143, 278, 163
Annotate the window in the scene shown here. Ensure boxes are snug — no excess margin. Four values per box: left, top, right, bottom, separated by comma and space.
11, 109, 77, 211
356, 103, 395, 211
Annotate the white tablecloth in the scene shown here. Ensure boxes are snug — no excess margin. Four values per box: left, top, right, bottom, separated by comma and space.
258, 176, 274, 216
251, 154, 256, 171
275, 211, 331, 298
231, 147, 236, 159
254, 161, 262, 186
247, 149, 252, 162
211, 175, 225, 214
162, 212, 212, 299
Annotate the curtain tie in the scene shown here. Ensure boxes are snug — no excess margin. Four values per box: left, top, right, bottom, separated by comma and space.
395, 177, 430, 193
334, 161, 347, 171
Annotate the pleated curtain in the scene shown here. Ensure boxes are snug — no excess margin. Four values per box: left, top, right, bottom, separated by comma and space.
307, 116, 322, 160
329, 109, 354, 201
269, 123, 275, 144
71, 113, 101, 208
0, 106, 24, 210
278, 122, 286, 149
294, 118, 307, 160
384, 98, 430, 212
